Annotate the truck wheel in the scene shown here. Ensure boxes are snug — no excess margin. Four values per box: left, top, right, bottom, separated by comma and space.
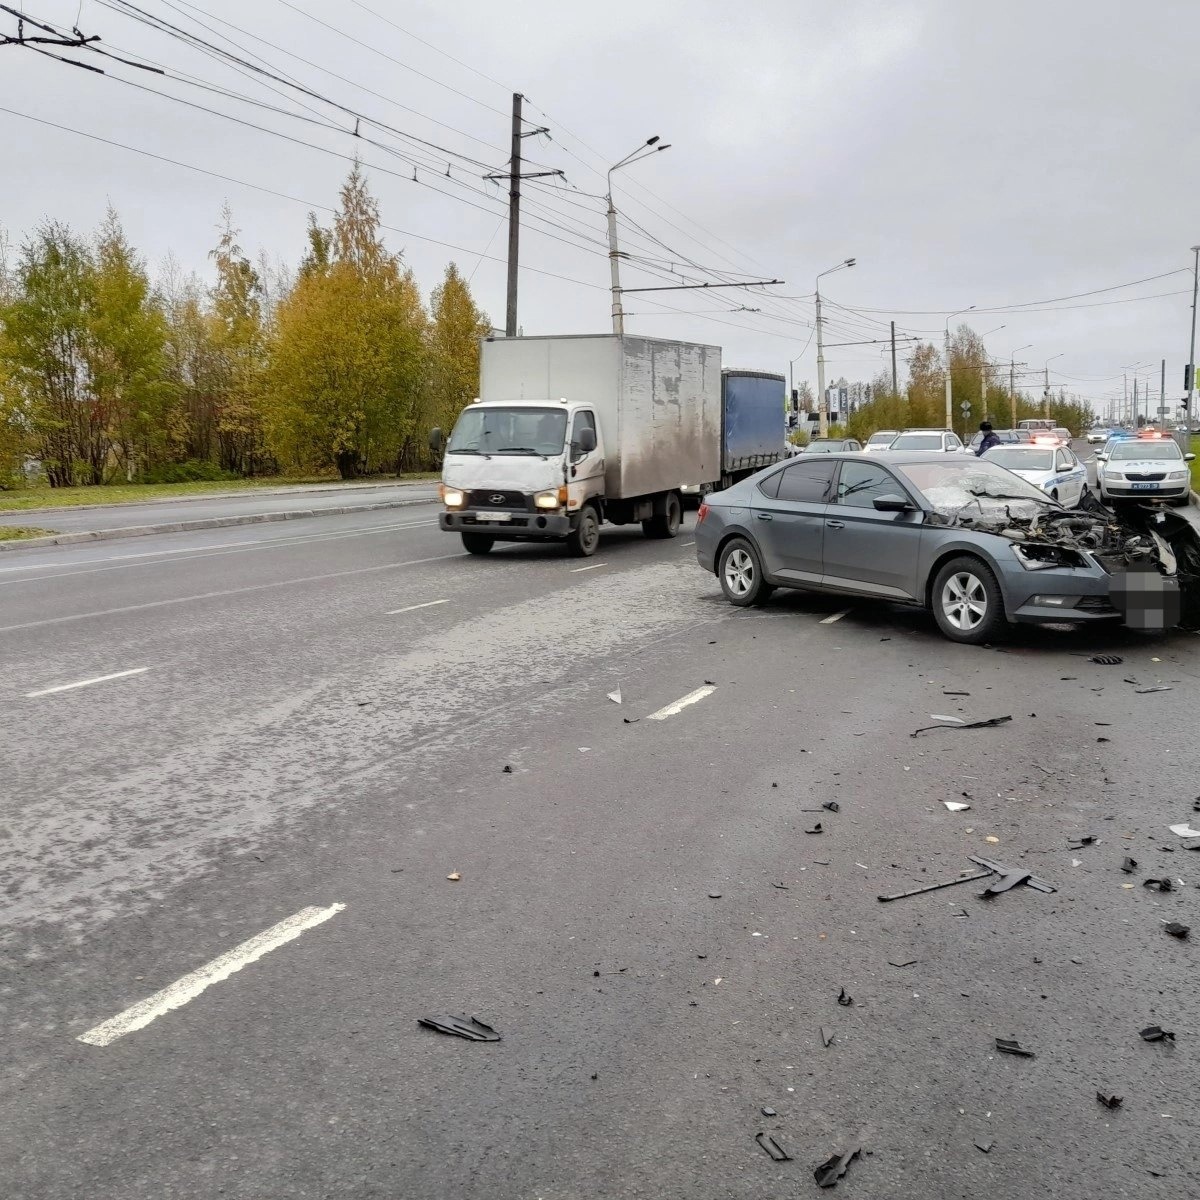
643, 492, 682, 539
718, 537, 774, 607
461, 532, 495, 555
566, 504, 600, 557
931, 555, 1006, 644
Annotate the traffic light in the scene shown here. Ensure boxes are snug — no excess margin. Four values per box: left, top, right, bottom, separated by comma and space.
1185, 365, 1194, 392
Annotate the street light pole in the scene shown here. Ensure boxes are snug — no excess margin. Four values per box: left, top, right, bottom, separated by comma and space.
943, 306, 975, 431
1043, 353, 1064, 418
606, 136, 670, 335
815, 258, 855, 437
1188, 244, 1199, 419
1009, 343, 1032, 429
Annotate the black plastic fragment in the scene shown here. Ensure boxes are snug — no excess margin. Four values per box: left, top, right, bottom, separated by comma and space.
1135, 685, 1173, 693
1096, 1092, 1123, 1110
1121, 857, 1138, 874
910, 715, 1013, 737
1143, 878, 1173, 892
836, 987, 853, 1007
502, 765, 513, 774
823, 800, 840, 813
1068, 836, 1097, 849
418, 1015, 501, 1042
1139, 1025, 1175, 1042
813, 1146, 861, 1188
995, 1037, 1034, 1058
820, 1026, 835, 1047
1164, 922, 1189, 939
622, 717, 639, 724
707, 891, 722, 899
1090, 654, 1123, 665
755, 1132, 792, 1162
974, 1138, 995, 1153
771, 882, 789, 890
806, 822, 823, 835
1097, 736, 1110, 743
942, 690, 970, 696
888, 958, 918, 968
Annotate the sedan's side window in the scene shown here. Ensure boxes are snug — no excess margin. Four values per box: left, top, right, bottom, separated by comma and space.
757, 470, 784, 499
834, 461, 899, 509
1056, 450, 1071, 471
775, 460, 837, 503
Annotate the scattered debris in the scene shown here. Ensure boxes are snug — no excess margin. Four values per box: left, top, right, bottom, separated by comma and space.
1139, 1025, 1174, 1042
836, 987, 853, 1007
418, 1015, 500, 1042
622, 717, 640, 724
995, 1037, 1035, 1058
1164, 922, 1190, 939
771, 882, 789, 890
703, 679, 717, 686
942, 690, 971, 696
1169, 822, 1200, 839
1121, 857, 1138, 874
910, 715, 1012, 738
823, 800, 840, 813
607, 687, 622, 704
813, 1146, 861, 1189
1096, 1092, 1123, 1110
985, 836, 1001, 844
979, 860, 1055, 898
930, 714, 966, 724
761, 1106, 777, 1117
446, 871, 461, 882
755, 1133, 791, 1162
1068, 836, 1097, 850
806, 822, 824, 835
1143, 878, 1173, 892
707, 891, 722, 899
888, 958, 918, 968
1097, 736, 1110, 743
974, 1138, 995, 1154
820, 1026, 835, 1047
1135, 685, 1173, 694
1089, 654, 1123, 665
502, 765, 513, 774
943, 801, 971, 812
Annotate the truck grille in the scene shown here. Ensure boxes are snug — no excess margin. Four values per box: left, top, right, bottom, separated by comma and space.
465, 489, 531, 510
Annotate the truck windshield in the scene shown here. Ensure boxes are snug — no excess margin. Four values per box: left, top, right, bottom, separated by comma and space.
446, 407, 568, 456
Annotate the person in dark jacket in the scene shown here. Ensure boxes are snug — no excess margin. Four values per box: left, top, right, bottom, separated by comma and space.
975, 421, 1000, 456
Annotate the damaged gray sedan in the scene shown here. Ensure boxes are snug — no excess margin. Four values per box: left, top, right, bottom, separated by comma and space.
695, 452, 1200, 643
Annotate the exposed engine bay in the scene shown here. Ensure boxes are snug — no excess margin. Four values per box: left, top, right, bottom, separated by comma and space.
929, 494, 1200, 630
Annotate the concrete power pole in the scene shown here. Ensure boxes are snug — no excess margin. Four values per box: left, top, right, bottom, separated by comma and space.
816, 288, 828, 436
890, 321, 898, 394
505, 93, 522, 338
1188, 245, 1200, 420
1009, 358, 1016, 429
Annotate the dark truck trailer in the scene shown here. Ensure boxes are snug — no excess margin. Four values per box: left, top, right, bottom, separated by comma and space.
685, 370, 786, 502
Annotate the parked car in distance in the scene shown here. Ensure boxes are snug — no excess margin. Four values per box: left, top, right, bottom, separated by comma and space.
1095, 436, 1194, 505
966, 428, 1032, 451
982, 443, 1088, 506
799, 437, 863, 454
862, 430, 899, 453
1051, 427, 1073, 442
886, 429, 964, 453
1086, 427, 1111, 444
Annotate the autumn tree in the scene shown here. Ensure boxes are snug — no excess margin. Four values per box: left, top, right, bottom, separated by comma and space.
426, 262, 489, 461
263, 165, 426, 478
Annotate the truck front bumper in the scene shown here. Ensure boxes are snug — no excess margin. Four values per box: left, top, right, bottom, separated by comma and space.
439, 509, 572, 539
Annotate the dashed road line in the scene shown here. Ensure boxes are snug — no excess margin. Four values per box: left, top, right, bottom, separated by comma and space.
646, 684, 717, 721
25, 667, 150, 698
820, 609, 852, 625
76, 903, 346, 1047
386, 598, 450, 615
570, 562, 608, 573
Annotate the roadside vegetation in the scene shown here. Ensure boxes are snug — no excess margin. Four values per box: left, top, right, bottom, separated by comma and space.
0, 164, 488, 493
0, 525, 53, 540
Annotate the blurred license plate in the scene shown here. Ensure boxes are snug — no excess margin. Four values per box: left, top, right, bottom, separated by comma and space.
475, 511, 512, 521
1130, 483, 1159, 490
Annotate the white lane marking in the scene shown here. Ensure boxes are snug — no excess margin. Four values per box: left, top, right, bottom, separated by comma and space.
820, 609, 852, 625
25, 667, 150, 698
570, 562, 607, 573
385, 598, 450, 615
646, 684, 717, 721
77, 903, 345, 1047
0, 553, 462, 635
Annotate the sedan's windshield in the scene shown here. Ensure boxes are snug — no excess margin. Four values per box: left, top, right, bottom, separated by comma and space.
1109, 441, 1183, 461
866, 432, 896, 446
447, 406, 568, 456
890, 434, 943, 451
985, 448, 1054, 471
897, 459, 1055, 508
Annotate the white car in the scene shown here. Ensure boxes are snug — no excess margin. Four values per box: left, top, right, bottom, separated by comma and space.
1096, 436, 1194, 505
862, 429, 899, 454
1086, 427, 1110, 445
983, 443, 1088, 507
886, 429, 965, 453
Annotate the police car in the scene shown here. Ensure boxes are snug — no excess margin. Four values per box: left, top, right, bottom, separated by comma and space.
1095, 431, 1194, 505
982, 442, 1089, 506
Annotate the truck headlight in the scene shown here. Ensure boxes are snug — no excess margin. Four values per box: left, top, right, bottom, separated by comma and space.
534, 489, 561, 509
441, 486, 465, 508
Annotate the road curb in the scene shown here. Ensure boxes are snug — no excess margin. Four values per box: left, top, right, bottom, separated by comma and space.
0, 496, 437, 553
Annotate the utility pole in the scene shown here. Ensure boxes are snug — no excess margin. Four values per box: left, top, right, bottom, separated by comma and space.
816, 289, 827, 436
505, 93, 522, 338
1161, 357, 1166, 426
1133, 376, 1138, 427
1188, 245, 1199, 420
1043, 365, 1050, 418
980, 362, 988, 426
1009, 358, 1016, 428
890, 321, 897, 394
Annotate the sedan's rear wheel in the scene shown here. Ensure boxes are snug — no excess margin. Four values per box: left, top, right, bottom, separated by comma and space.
718, 537, 774, 607
931, 555, 1006, 644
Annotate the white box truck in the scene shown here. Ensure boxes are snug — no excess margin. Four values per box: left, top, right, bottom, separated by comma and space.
430, 334, 722, 557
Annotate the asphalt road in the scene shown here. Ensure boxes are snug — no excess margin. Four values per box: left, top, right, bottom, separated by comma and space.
1, 505, 1197, 1199
7, 479, 440, 533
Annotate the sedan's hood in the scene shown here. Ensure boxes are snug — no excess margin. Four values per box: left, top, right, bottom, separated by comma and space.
443, 454, 564, 493
1009, 468, 1053, 486
1104, 458, 1182, 472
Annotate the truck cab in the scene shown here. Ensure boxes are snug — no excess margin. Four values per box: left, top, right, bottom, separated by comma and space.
434, 398, 607, 556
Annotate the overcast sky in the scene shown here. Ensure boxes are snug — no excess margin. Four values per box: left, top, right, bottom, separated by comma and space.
4, 0, 1199, 417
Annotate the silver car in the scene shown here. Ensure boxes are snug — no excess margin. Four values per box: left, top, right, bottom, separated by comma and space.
695, 452, 1198, 643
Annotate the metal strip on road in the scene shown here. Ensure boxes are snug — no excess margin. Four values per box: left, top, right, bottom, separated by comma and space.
76, 903, 346, 1047
570, 563, 608, 573
25, 666, 150, 698
0, 553, 464, 636
385, 599, 451, 615
820, 609, 852, 624
646, 684, 717, 721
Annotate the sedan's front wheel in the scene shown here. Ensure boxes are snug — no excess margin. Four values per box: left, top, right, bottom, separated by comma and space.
718, 537, 774, 607
931, 555, 1006, 644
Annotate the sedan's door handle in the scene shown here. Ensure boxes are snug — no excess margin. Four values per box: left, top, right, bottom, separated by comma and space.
756, 512, 773, 521
826, 519, 845, 529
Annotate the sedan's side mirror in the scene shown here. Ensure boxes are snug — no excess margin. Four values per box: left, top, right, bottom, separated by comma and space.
429, 427, 445, 453
578, 427, 597, 454
1186, 452, 1196, 462
873, 493, 912, 512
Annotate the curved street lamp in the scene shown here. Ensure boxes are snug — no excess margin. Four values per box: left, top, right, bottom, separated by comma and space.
606, 136, 671, 334
815, 258, 856, 435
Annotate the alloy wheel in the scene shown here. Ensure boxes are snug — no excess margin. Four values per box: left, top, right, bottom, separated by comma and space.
941, 571, 987, 631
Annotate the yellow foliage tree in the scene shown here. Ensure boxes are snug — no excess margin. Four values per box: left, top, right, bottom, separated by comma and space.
427, 262, 490, 457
